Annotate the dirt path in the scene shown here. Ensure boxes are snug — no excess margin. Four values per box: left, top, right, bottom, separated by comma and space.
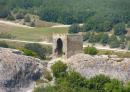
0, 20, 34, 28
0, 38, 52, 45
51, 24, 83, 28
83, 43, 130, 52
0, 38, 129, 52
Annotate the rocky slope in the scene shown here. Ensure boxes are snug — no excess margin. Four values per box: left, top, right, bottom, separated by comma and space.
68, 53, 130, 83
0, 48, 44, 92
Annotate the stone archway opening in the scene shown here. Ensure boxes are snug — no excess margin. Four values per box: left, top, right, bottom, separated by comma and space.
55, 38, 63, 56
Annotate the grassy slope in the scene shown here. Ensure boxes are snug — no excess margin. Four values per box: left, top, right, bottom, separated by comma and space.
9, 27, 68, 41
0, 21, 68, 41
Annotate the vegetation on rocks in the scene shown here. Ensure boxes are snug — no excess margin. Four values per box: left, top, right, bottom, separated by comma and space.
34, 61, 130, 92
51, 61, 67, 78
24, 43, 52, 59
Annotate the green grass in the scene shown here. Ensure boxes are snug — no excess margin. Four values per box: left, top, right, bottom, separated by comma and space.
98, 49, 130, 58
8, 27, 68, 41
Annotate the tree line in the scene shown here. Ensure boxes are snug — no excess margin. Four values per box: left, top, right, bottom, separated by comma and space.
0, 0, 130, 25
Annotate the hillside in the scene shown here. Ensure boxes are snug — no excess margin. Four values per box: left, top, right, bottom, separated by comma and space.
0, 0, 130, 24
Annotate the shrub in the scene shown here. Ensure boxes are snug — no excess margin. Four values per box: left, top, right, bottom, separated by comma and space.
6, 14, 15, 21
0, 41, 9, 48
19, 48, 38, 57
84, 46, 98, 55
24, 43, 52, 59
104, 79, 123, 92
44, 69, 52, 81
51, 61, 67, 78
67, 71, 88, 88
88, 75, 111, 90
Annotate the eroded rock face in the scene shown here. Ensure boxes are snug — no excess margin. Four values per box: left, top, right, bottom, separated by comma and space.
0, 48, 44, 92
68, 53, 130, 82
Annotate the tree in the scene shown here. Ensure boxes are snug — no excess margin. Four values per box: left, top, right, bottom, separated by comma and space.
88, 33, 98, 43
69, 24, 81, 33
114, 23, 127, 35
16, 11, 25, 19
82, 24, 91, 32
127, 21, 130, 28
24, 14, 31, 22
0, 6, 10, 18
109, 35, 120, 48
100, 33, 109, 45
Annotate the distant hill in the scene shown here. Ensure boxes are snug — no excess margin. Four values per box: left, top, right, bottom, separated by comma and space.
0, 0, 130, 24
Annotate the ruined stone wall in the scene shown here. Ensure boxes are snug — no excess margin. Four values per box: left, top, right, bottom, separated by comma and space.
67, 34, 83, 58
53, 34, 83, 59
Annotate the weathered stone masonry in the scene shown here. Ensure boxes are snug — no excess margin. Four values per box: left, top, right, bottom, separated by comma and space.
53, 34, 83, 59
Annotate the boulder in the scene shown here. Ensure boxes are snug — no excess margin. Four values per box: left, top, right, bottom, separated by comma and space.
0, 48, 44, 92
68, 53, 130, 83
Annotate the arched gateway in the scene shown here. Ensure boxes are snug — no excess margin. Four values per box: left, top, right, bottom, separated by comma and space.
53, 34, 83, 59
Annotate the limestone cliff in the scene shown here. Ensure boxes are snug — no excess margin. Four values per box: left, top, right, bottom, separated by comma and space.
0, 48, 44, 92
68, 53, 130, 83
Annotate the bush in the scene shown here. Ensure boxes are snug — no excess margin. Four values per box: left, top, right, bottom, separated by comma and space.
6, 14, 15, 21
24, 43, 52, 59
84, 46, 98, 55
104, 79, 123, 92
51, 61, 67, 78
19, 48, 38, 57
0, 41, 9, 48
88, 75, 111, 90
44, 69, 52, 81
67, 71, 88, 88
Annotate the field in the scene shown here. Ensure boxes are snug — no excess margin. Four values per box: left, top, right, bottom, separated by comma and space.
0, 21, 68, 42
8, 27, 68, 42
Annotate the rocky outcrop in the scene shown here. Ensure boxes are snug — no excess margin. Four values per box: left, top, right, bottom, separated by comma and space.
0, 48, 44, 92
68, 53, 130, 82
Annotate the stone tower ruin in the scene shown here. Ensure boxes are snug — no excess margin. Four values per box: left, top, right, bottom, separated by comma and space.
53, 34, 83, 59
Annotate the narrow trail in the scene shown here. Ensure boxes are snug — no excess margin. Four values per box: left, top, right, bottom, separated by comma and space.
0, 20, 34, 28
0, 38, 129, 52
0, 38, 52, 45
